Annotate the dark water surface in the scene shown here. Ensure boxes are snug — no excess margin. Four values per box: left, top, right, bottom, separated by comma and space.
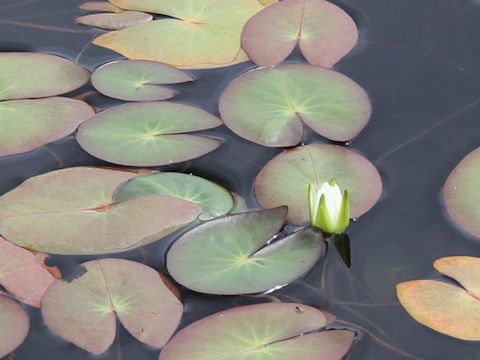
1, 0, 480, 359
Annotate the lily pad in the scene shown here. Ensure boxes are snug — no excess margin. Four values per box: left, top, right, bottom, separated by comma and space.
255, 144, 382, 225
0, 167, 202, 255
242, 0, 358, 67
397, 256, 480, 341
0, 296, 29, 359
219, 64, 371, 146
93, 0, 277, 69
0, 97, 94, 157
76, 11, 153, 30
230, 192, 249, 214
42, 259, 183, 354
114, 172, 234, 220
76, 102, 222, 167
159, 303, 355, 360
80, 2, 124, 12
91, 60, 192, 101
167, 207, 324, 295
0, 53, 90, 101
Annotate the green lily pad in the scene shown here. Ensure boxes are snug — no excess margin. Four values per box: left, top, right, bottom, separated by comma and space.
114, 172, 234, 220
242, 0, 358, 67
255, 144, 382, 225
0, 97, 94, 157
91, 60, 192, 101
230, 192, 249, 213
76, 11, 153, 30
159, 303, 355, 360
219, 64, 371, 146
80, 2, 124, 12
0, 53, 90, 101
77, 102, 222, 167
42, 259, 183, 354
0, 167, 202, 255
167, 207, 324, 295
0, 296, 29, 359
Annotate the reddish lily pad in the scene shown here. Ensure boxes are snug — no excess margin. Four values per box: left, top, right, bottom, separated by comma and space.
76, 11, 153, 30
242, 0, 358, 67
0, 296, 29, 359
159, 303, 355, 360
0, 53, 90, 101
0, 97, 94, 157
91, 60, 192, 101
219, 64, 371, 146
0, 167, 202, 255
77, 102, 222, 167
255, 144, 382, 225
42, 259, 183, 354
80, 2, 124, 12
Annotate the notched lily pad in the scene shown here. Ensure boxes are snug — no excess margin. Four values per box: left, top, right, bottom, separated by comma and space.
42, 259, 183, 354
159, 303, 355, 360
80, 2, 124, 12
91, 60, 192, 101
167, 207, 324, 295
255, 144, 382, 225
219, 64, 371, 146
0, 167, 202, 255
76, 102, 222, 167
76, 11, 153, 30
0, 296, 29, 359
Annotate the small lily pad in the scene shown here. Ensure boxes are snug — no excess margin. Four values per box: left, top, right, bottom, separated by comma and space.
0, 97, 94, 157
0, 53, 90, 101
76, 11, 153, 30
0, 296, 29, 359
219, 64, 371, 146
0, 167, 202, 255
255, 144, 382, 225
242, 0, 358, 67
167, 207, 324, 295
42, 259, 183, 354
114, 172, 234, 220
159, 303, 355, 360
80, 2, 124, 12
91, 60, 192, 101
77, 102, 222, 167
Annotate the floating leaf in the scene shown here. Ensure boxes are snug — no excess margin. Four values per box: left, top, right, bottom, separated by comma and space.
77, 102, 222, 167
0, 167, 202, 255
115, 172, 234, 220
94, 0, 277, 69
0, 296, 29, 359
159, 303, 354, 360
230, 192, 249, 214
255, 144, 382, 225
397, 256, 480, 341
91, 60, 192, 101
0, 97, 94, 157
167, 208, 324, 294
219, 64, 371, 146
76, 11, 153, 30
80, 2, 124, 12
42, 259, 183, 354
0, 53, 90, 101
242, 0, 358, 67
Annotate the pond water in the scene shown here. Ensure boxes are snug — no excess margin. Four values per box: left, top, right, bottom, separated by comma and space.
1, 0, 480, 359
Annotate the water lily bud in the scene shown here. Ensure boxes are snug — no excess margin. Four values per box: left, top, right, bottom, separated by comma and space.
308, 179, 350, 234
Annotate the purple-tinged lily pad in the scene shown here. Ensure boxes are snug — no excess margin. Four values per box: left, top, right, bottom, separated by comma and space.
159, 303, 355, 360
77, 102, 222, 167
0, 167, 202, 255
0, 97, 94, 157
0, 53, 90, 101
167, 207, 324, 295
0, 296, 29, 359
91, 60, 192, 101
242, 0, 358, 68
80, 2, 124, 12
255, 144, 382, 225
219, 64, 371, 146
42, 259, 183, 354
76, 11, 153, 30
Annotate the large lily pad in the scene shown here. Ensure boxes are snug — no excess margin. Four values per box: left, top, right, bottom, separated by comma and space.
159, 303, 355, 360
167, 207, 324, 295
91, 60, 192, 101
397, 256, 480, 341
114, 172, 234, 220
255, 144, 382, 225
93, 0, 277, 69
77, 102, 222, 167
0, 167, 202, 255
76, 11, 153, 30
0, 53, 90, 101
242, 0, 358, 68
0, 97, 94, 157
42, 259, 183, 354
219, 64, 371, 146
0, 296, 29, 359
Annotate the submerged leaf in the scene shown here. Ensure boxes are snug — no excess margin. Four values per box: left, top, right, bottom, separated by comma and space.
0, 296, 29, 359
80, 2, 124, 13
76, 11, 153, 30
